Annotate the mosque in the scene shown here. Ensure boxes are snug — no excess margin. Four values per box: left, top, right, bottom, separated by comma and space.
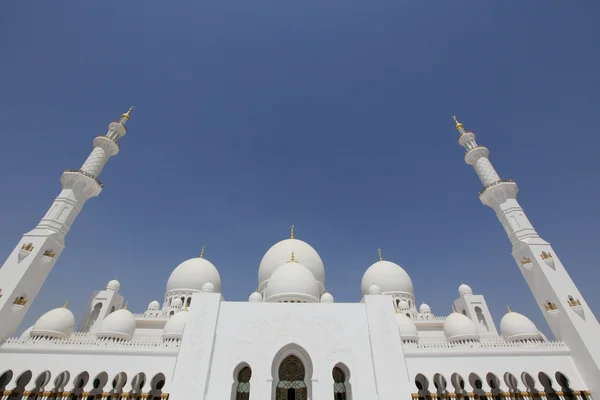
0, 109, 599, 400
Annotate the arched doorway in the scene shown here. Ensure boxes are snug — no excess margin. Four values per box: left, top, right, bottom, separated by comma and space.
276, 355, 307, 400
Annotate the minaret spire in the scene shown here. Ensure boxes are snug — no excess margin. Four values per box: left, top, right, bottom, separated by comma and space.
290, 224, 295, 239
0, 107, 132, 341
378, 248, 383, 261
454, 117, 600, 393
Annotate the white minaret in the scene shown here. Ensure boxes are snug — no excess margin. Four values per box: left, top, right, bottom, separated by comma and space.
454, 116, 600, 393
0, 107, 133, 341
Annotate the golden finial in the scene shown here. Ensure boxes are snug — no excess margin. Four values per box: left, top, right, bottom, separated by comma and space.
123, 301, 128, 310
452, 304, 457, 313
289, 251, 297, 263
452, 116, 464, 131
63, 300, 69, 309
507, 305, 512, 313
378, 248, 383, 262
290, 224, 295, 239
200, 245, 206, 259
121, 106, 134, 121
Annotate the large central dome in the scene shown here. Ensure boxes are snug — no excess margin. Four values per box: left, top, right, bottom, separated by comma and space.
258, 238, 324, 290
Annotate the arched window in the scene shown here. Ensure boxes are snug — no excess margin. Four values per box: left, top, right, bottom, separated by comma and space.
235, 367, 251, 400
276, 355, 307, 400
474, 307, 489, 331
333, 367, 347, 400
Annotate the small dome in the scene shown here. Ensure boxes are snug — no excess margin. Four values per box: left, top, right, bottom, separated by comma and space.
361, 260, 414, 296
162, 310, 189, 340
97, 309, 136, 340
398, 299, 409, 310
265, 260, 319, 302
106, 280, 121, 292
258, 238, 325, 289
21, 326, 34, 339
248, 292, 263, 303
30, 306, 75, 339
147, 300, 160, 310
172, 298, 183, 309
321, 292, 334, 303
166, 257, 221, 294
201, 282, 215, 293
458, 283, 473, 296
443, 312, 480, 342
397, 314, 418, 342
500, 309, 542, 342
419, 303, 431, 313
368, 284, 381, 295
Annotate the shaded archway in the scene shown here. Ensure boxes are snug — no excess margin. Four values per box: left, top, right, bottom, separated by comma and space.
0, 370, 14, 393
89, 372, 108, 399
72, 372, 89, 400
148, 373, 166, 400
414, 373, 431, 400
468, 373, 486, 400
87, 303, 103, 331
555, 372, 574, 400
130, 373, 146, 400
521, 372, 538, 396
232, 365, 251, 400
31, 371, 52, 400
433, 373, 448, 396
503, 372, 519, 399
110, 372, 128, 399
538, 373, 558, 400
271, 344, 313, 400
333, 364, 351, 400
451, 373, 466, 398
12, 370, 33, 400
486, 373, 502, 400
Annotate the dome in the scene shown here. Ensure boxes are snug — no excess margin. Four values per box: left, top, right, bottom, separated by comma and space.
258, 238, 324, 289
166, 257, 221, 294
97, 309, 136, 340
397, 314, 419, 342
172, 298, 183, 309
321, 292, 334, 303
420, 303, 431, 313
500, 309, 542, 342
361, 260, 414, 296
106, 280, 120, 292
443, 312, 480, 342
147, 300, 160, 310
265, 260, 319, 302
201, 282, 215, 293
398, 299, 409, 310
30, 306, 75, 339
162, 310, 189, 340
368, 284, 381, 295
21, 326, 34, 339
248, 292, 263, 303
458, 283, 473, 296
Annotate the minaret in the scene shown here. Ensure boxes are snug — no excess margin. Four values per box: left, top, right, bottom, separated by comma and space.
0, 107, 133, 341
454, 116, 600, 392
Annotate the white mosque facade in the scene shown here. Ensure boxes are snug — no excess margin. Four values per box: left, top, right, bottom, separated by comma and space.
0, 111, 599, 400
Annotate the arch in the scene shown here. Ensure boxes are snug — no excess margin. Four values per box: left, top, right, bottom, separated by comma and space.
555, 372, 574, 400
0, 370, 14, 391
474, 307, 489, 331
521, 372, 537, 393
186, 298, 192, 308
468, 373, 485, 400
30, 371, 51, 400
148, 373, 166, 400
414, 373, 431, 400
333, 363, 351, 400
130, 372, 146, 400
12, 370, 33, 400
88, 302, 103, 331
53, 371, 70, 391
486, 373, 502, 400
71, 372, 89, 400
111, 372, 128, 395
450, 373, 466, 397
433, 373, 448, 395
90, 372, 109, 397
230, 364, 251, 400
503, 372, 519, 392
538, 372, 558, 400
271, 343, 313, 400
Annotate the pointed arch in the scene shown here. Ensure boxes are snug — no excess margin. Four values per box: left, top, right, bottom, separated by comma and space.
271, 343, 313, 400
333, 363, 352, 400
414, 373, 431, 400
230, 363, 251, 400
148, 373, 166, 400
0, 370, 13, 393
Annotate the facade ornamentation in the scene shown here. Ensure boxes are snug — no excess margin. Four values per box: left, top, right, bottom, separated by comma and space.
43, 249, 56, 258
544, 301, 558, 311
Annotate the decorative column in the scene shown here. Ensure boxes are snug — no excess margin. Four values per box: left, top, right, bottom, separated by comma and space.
536, 392, 547, 400
584, 390, 592, 400
22, 391, 33, 400
485, 392, 493, 400
0, 107, 133, 341
41, 391, 53, 400
2, 390, 12, 400
121, 393, 129, 400
556, 392, 566, 400
520, 391, 532, 400
159, 394, 169, 400
61, 391, 72, 400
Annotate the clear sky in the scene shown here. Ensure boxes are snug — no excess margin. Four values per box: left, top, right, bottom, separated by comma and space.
1, 1, 599, 338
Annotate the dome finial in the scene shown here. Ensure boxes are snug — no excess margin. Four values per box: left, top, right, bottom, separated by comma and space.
453, 116, 464, 131
289, 251, 297, 263
63, 300, 69, 309
507, 305, 512, 313
290, 224, 295, 239
123, 301, 128, 310
378, 248, 383, 261
121, 106, 134, 121
452, 304, 457, 313
200, 245, 206, 259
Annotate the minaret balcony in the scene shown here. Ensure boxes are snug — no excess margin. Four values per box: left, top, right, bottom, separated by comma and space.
64, 169, 104, 188
464, 146, 490, 164
519, 256, 533, 271
478, 179, 516, 196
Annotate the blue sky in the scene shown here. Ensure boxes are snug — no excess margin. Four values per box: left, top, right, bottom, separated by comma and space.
1, 1, 599, 337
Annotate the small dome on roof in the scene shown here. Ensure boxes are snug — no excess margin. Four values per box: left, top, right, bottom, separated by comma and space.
500, 308, 543, 342
201, 282, 215, 293
166, 257, 221, 294
420, 303, 431, 313
172, 298, 183, 309
443, 311, 480, 343
162, 310, 189, 340
320, 292, 334, 303
458, 283, 473, 296
361, 259, 414, 296
248, 292, 263, 303
97, 307, 136, 340
106, 280, 120, 292
397, 314, 418, 342
368, 284, 381, 295
147, 300, 160, 310
398, 299, 409, 310
30, 304, 75, 339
